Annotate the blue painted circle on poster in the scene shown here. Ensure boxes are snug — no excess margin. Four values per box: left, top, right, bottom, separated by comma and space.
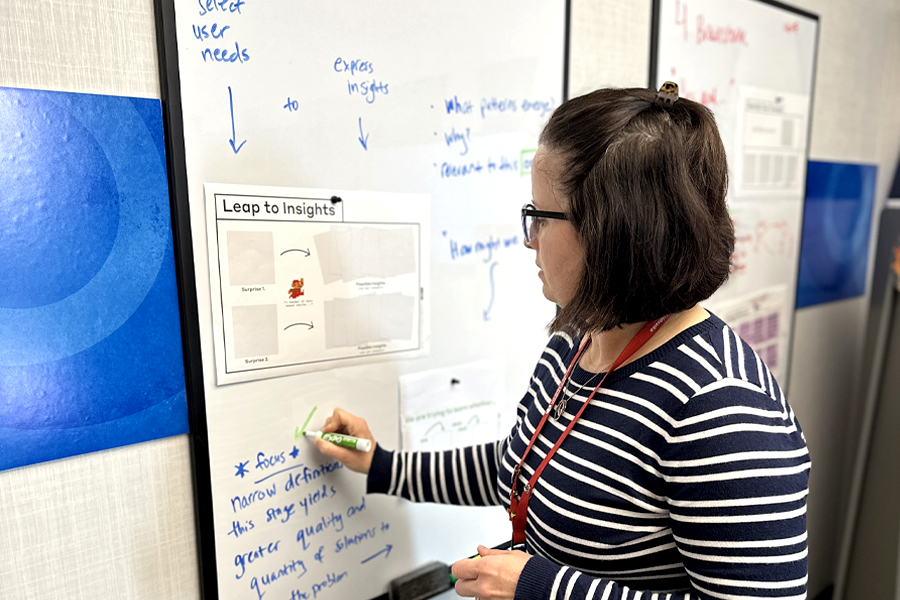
0, 96, 120, 308
0, 90, 169, 367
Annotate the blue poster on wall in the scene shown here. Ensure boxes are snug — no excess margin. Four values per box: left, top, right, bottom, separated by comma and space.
796, 161, 877, 309
0, 86, 188, 471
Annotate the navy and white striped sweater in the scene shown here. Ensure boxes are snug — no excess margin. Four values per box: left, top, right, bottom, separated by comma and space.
368, 314, 810, 599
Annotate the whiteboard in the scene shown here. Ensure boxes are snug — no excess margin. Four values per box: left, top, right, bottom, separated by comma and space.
155, 2, 567, 599
651, 0, 818, 387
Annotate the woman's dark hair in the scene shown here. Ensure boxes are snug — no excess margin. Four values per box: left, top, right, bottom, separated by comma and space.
539, 87, 734, 335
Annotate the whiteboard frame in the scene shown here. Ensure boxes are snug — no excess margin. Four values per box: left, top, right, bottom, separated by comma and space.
649, 0, 819, 392
152, 1, 574, 598
153, 0, 224, 595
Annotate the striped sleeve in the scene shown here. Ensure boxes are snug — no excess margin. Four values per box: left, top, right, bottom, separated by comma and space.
366, 442, 503, 506
662, 381, 810, 599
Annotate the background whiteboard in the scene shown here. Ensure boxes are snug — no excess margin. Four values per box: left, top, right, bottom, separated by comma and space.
651, 0, 818, 387
156, 2, 566, 599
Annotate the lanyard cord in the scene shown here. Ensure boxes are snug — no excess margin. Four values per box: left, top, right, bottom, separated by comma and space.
508, 315, 669, 544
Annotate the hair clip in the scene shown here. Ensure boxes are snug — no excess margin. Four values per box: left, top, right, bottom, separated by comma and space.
655, 81, 679, 106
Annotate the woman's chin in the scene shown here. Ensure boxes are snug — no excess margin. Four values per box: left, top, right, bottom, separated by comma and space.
541, 285, 561, 307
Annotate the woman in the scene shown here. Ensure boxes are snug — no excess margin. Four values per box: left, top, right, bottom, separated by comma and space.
314, 85, 809, 600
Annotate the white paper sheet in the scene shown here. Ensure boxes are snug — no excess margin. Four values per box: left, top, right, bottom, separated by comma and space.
399, 358, 507, 451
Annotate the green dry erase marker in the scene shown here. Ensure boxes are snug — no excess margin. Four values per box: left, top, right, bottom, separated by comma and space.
305, 431, 372, 452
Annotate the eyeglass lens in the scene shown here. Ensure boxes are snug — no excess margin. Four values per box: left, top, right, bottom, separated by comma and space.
522, 211, 537, 244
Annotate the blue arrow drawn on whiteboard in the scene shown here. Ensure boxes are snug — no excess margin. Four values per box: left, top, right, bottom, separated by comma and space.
483, 261, 498, 321
361, 545, 392, 564
358, 117, 369, 150
228, 86, 246, 154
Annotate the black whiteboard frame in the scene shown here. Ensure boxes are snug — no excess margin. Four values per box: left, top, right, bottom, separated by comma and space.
153, 0, 220, 597
648, 0, 820, 393
151, 0, 573, 598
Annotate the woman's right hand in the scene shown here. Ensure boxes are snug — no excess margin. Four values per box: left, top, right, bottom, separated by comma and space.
312, 408, 376, 474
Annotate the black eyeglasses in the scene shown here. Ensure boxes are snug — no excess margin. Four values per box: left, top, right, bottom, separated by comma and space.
521, 203, 568, 244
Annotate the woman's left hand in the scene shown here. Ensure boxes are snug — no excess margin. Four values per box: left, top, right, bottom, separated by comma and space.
450, 544, 531, 600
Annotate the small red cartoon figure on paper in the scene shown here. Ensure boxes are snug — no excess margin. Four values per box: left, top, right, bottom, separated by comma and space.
288, 279, 304, 298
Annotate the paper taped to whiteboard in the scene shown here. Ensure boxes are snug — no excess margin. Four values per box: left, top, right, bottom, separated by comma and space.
205, 183, 431, 385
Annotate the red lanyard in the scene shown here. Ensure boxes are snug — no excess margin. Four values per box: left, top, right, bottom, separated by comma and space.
508, 316, 669, 545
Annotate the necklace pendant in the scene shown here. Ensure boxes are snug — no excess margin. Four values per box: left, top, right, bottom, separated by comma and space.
552, 397, 567, 419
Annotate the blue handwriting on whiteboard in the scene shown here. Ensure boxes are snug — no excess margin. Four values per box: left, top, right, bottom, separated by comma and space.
335, 527, 376, 554
197, 0, 245, 16
297, 484, 338, 516
231, 483, 277, 513
266, 483, 337, 522
480, 97, 517, 119
249, 558, 307, 600
334, 57, 374, 75
346, 496, 366, 517
256, 450, 286, 470
443, 231, 519, 263
444, 126, 471, 156
283, 461, 343, 489
440, 156, 518, 178
443, 96, 554, 118
521, 97, 555, 117
483, 261, 499, 321
192, 23, 230, 40
228, 520, 255, 538
360, 544, 393, 563
441, 160, 482, 177
311, 571, 349, 598
296, 512, 344, 550
358, 117, 369, 150
347, 80, 389, 103
235, 539, 281, 580
266, 503, 298, 525
228, 86, 246, 153
445, 96, 473, 115
201, 42, 250, 63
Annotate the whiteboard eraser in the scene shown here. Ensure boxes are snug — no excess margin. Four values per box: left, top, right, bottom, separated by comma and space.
388, 561, 452, 600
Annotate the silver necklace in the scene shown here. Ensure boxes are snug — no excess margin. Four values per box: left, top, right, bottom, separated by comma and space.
552, 369, 603, 420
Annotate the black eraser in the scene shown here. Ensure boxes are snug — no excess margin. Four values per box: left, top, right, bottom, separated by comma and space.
388, 561, 452, 600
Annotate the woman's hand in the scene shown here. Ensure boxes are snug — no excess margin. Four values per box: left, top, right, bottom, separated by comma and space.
451, 545, 531, 600
312, 408, 376, 474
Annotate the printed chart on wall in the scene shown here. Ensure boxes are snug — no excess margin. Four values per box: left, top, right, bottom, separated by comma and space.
156, 1, 566, 599
651, 0, 818, 385
206, 184, 428, 385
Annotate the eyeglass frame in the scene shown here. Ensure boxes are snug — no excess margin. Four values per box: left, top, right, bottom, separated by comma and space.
521, 203, 568, 245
